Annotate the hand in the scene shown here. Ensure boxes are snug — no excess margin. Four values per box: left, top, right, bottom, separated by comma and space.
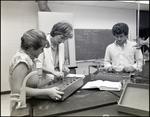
123, 66, 135, 73
46, 87, 64, 100
106, 66, 114, 72
133, 37, 145, 49
133, 44, 142, 49
53, 71, 64, 77
62, 66, 70, 73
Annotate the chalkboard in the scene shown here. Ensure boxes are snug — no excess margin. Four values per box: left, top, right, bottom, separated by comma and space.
75, 29, 115, 61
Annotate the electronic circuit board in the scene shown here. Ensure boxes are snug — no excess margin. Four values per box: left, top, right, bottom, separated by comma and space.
37, 76, 84, 101
91, 69, 134, 82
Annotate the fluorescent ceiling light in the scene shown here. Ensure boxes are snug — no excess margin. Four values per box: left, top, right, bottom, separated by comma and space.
123, 1, 135, 2
139, 1, 149, 4
120, 1, 135, 3
120, 1, 149, 4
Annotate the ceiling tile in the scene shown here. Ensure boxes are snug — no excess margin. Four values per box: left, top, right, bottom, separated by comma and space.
46, 1, 149, 11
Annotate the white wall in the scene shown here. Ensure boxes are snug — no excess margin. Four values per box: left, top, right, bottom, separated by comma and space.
1, 1, 137, 92
1, 1, 39, 92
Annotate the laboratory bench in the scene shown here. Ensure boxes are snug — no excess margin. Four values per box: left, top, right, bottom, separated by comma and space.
11, 74, 148, 116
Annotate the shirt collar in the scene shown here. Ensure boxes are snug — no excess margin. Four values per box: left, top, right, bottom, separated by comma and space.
114, 40, 128, 47
48, 35, 58, 51
51, 43, 58, 51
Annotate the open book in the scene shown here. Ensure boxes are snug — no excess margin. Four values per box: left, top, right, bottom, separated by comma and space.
81, 80, 122, 91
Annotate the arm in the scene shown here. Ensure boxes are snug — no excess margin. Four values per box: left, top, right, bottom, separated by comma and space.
123, 43, 144, 73
26, 87, 63, 99
133, 37, 149, 48
145, 37, 149, 48
104, 46, 113, 71
11, 63, 64, 99
38, 52, 63, 77
42, 65, 64, 77
139, 37, 149, 47
132, 48, 143, 72
58, 43, 70, 75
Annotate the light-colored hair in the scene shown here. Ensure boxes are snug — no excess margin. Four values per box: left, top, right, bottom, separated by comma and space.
21, 29, 48, 50
50, 21, 73, 39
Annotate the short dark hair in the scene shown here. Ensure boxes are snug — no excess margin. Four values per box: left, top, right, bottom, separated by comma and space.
21, 29, 48, 50
112, 23, 129, 36
50, 21, 73, 39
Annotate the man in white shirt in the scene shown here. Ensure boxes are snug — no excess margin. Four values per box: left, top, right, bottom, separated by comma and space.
104, 22, 143, 73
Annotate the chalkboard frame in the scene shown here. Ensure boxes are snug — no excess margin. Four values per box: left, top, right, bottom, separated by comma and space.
75, 29, 115, 62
